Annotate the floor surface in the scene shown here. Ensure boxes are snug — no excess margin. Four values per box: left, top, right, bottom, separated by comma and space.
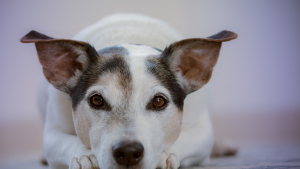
1, 146, 300, 169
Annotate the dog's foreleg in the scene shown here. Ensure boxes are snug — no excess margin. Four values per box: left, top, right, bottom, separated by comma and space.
44, 129, 92, 169
43, 90, 99, 169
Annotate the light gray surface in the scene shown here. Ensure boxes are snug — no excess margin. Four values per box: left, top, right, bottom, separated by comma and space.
197, 146, 300, 169
1, 146, 300, 169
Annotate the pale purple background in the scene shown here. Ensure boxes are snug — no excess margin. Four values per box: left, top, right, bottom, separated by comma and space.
0, 0, 299, 162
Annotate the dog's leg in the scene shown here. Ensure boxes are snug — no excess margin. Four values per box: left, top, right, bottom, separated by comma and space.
43, 129, 93, 169
44, 129, 99, 169
157, 110, 214, 168
43, 88, 99, 169
44, 126, 100, 169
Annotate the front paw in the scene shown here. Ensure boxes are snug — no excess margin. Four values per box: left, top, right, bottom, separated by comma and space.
70, 154, 99, 169
156, 151, 180, 169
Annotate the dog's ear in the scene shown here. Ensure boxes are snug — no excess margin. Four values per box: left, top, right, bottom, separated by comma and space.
21, 30, 98, 93
161, 30, 237, 94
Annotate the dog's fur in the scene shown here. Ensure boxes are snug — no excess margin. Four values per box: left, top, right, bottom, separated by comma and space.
21, 14, 237, 169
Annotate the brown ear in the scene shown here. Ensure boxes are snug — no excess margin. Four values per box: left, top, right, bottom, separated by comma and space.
21, 30, 98, 93
161, 30, 237, 94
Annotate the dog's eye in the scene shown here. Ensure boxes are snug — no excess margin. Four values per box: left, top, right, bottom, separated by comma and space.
152, 96, 166, 108
90, 95, 103, 107
146, 94, 168, 111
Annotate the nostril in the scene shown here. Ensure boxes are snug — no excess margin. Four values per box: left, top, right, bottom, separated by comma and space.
133, 152, 141, 158
115, 152, 124, 159
112, 141, 144, 166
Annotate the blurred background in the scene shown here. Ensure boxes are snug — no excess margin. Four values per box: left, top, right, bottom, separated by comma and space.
0, 0, 299, 164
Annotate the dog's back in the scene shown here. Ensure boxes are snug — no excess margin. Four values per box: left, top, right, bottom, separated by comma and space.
73, 13, 182, 50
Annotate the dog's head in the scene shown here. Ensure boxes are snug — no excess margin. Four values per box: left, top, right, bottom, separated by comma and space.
21, 30, 237, 169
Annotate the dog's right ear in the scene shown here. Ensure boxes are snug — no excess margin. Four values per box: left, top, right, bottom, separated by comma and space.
21, 30, 98, 93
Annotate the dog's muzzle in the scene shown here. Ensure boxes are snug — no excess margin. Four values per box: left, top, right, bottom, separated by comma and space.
112, 141, 144, 167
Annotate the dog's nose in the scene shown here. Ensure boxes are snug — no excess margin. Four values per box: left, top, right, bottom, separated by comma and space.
112, 141, 144, 167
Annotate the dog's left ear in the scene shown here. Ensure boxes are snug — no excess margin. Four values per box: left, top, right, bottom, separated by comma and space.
161, 30, 237, 94
21, 30, 98, 93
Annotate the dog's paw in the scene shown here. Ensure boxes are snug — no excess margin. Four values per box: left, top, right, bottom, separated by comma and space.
156, 151, 180, 169
70, 154, 99, 169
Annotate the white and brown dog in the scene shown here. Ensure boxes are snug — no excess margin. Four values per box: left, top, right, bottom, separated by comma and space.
21, 14, 237, 169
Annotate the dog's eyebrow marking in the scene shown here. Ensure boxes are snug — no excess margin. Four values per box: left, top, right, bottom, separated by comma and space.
100, 57, 132, 91
70, 46, 131, 110
145, 57, 186, 111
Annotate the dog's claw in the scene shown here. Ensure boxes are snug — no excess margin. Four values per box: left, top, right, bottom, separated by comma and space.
70, 157, 81, 169
88, 154, 100, 168
166, 158, 172, 169
157, 151, 179, 169
70, 154, 99, 169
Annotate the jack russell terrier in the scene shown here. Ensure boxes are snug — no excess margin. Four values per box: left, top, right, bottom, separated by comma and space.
21, 14, 237, 169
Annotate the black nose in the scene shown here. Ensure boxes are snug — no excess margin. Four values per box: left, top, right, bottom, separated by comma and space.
112, 141, 144, 167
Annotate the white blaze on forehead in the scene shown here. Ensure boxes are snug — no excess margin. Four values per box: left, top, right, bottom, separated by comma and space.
121, 44, 162, 56
120, 44, 166, 102
118, 44, 176, 168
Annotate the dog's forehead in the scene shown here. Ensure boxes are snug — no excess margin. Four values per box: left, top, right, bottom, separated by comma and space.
120, 44, 162, 57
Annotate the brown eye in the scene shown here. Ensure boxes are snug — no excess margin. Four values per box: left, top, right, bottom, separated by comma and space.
152, 96, 166, 108
90, 95, 103, 107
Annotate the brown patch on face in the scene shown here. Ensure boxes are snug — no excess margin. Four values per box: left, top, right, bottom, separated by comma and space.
73, 103, 92, 149
163, 109, 183, 147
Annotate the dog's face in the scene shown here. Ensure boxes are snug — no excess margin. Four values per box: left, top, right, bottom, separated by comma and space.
72, 44, 185, 169
21, 30, 237, 169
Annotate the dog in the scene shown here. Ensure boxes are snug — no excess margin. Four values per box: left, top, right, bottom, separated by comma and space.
21, 14, 237, 169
